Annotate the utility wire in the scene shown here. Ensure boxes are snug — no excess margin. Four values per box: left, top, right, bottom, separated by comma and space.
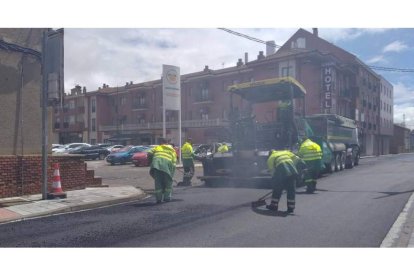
218, 28, 414, 73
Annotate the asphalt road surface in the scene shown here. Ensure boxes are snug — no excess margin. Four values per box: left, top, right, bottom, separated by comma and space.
1, 154, 413, 247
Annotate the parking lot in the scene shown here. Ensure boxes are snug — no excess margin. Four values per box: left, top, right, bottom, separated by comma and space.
86, 160, 204, 191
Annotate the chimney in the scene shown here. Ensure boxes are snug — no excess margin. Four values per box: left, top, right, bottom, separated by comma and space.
130, 81, 133, 85
266, 41, 276, 56
236, 58, 243, 67
312, 28, 318, 36
204, 65, 209, 72
126, 82, 129, 86
83, 87, 87, 94
244, 52, 248, 64
257, 51, 265, 60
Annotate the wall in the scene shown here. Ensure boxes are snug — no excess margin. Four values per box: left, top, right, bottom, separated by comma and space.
0, 28, 52, 155
0, 155, 100, 199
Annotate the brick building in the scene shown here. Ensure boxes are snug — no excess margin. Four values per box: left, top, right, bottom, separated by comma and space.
54, 28, 393, 155
390, 124, 411, 154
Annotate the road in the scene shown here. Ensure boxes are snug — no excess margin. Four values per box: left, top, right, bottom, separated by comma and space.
0, 154, 413, 247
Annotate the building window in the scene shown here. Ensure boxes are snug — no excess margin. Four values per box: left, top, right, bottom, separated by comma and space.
91, 118, 96, 131
196, 88, 210, 102
120, 96, 126, 105
69, 100, 75, 109
281, 67, 292, 77
90, 139, 96, 145
91, 98, 96, 113
133, 94, 147, 108
137, 114, 146, 124
69, 115, 75, 125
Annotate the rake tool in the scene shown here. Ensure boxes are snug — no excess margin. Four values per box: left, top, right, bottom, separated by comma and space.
251, 191, 273, 208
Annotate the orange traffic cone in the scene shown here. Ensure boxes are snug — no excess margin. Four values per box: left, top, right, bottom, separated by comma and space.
47, 163, 67, 199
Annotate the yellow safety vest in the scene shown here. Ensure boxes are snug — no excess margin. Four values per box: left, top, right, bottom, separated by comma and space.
298, 139, 322, 161
181, 142, 193, 160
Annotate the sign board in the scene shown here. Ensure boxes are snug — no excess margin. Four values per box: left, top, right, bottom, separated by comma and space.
162, 64, 181, 111
322, 62, 335, 113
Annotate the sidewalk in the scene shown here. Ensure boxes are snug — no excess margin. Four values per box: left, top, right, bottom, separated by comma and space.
0, 186, 147, 224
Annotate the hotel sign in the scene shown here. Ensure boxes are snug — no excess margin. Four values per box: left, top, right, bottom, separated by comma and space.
322, 62, 335, 113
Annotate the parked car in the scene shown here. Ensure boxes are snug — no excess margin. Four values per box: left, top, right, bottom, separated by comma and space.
132, 147, 154, 167
67, 145, 110, 160
106, 145, 125, 153
106, 146, 149, 165
52, 143, 91, 154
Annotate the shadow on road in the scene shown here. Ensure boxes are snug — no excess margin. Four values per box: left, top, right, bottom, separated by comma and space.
131, 198, 184, 208
251, 207, 289, 217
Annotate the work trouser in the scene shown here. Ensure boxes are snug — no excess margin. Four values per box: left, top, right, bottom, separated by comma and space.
271, 175, 296, 210
304, 159, 321, 192
182, 160, 195, 185
153, 169, 173, 202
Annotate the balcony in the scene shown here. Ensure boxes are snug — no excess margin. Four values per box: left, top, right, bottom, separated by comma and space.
100, 118, 229, 132
59, 122, 85, 132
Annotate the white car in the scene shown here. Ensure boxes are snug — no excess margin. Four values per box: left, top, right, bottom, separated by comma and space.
52, 143, 91, 154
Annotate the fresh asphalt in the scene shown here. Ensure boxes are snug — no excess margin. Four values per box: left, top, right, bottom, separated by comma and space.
0, 153, 413, 247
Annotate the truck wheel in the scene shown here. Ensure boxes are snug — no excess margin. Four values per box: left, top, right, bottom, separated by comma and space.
340, 153, 346, 171
327, 158, 335, 174
354, 153, 360, 166
335, 154, 341, 172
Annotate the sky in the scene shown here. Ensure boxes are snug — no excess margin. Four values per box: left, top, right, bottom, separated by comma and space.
63, 28, 414, 128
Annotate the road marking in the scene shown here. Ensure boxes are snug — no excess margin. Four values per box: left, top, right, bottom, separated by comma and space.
381, 191, 414, 247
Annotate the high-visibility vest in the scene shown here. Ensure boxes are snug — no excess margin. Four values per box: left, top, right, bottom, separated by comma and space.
217, 144, 228, 153
151, 144, 177, 165
267, 150, 295, 171
298, 139, 322, 161
181, 142, 194, 160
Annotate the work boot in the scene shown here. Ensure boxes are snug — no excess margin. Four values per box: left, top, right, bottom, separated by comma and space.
156, 200, 162, 204
266, 203, 278, 211
164, 198, 171, 202
287, 207, 294, 214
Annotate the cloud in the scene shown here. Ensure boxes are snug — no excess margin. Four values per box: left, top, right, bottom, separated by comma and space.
64, 28, 297, 92
382, 40, 408, 53
393, 82, 414, 128
319, 28, 388, 43
366, 55, 386, 64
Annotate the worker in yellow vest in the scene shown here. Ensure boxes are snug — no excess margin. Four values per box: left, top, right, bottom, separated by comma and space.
148, 138, 177, 203
217, 143, 229, 153
298, 137, 323, 193
180, 138, 195, 186
266, 150, 304, 213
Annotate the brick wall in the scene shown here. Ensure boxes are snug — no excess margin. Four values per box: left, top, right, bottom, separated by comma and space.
0, 155, 97, 199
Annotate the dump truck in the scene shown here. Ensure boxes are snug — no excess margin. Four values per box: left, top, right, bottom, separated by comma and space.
198, 77, 360, 186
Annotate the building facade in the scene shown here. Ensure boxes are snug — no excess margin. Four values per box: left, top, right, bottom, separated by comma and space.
54, 28, 392, 155
378, 76, 394, 154
0, 28, 51, 155
390, 124, 411, 154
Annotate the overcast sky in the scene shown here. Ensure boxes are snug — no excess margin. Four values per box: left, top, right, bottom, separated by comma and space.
63, 28, 414, 128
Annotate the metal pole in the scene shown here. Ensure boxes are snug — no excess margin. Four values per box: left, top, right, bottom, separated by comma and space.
178, 109, 182, 165
41, 31, 48, 200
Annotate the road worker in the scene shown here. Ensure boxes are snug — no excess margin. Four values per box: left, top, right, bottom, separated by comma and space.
266, 149, 304, 213
180, 138, 195, 186
298, 137, 323, 193
148, 138, 177, 203
217, 143, 229, 153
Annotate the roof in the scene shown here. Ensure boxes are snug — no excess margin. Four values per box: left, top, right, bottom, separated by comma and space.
227, 77, 306, 103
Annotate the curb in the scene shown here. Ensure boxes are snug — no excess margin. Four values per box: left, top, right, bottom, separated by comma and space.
0, 191, 148, 225
381, 191, 414, 247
